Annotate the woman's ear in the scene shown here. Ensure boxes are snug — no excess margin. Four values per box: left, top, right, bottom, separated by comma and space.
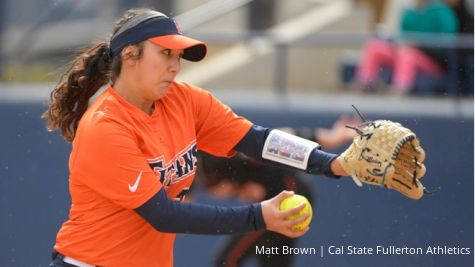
121, 45, 139, 66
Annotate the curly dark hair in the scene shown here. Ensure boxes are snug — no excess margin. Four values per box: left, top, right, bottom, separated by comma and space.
42, 8, 150, 142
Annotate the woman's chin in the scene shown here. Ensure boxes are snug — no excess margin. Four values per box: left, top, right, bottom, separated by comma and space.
154, 85, 171, 99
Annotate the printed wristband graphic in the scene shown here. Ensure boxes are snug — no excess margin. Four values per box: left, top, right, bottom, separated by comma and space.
262, 129, 320, 170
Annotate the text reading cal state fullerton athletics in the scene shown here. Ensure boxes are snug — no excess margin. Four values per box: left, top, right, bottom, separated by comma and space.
327, 245, 471, 255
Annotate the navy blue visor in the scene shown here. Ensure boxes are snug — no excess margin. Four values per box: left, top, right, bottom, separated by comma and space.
110, 15, 207, 62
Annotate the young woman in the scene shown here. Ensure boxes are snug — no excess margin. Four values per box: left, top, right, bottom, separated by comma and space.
44, 8, 348, 267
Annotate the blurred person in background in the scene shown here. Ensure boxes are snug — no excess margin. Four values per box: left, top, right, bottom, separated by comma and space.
200, 115, 361, 267
356, 0, 459, 95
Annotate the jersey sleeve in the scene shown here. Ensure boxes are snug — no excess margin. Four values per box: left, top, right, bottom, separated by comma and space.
185, 83, 252, 157
70, 116, 162, 210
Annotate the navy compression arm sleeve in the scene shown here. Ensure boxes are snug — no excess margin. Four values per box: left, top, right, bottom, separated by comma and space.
234, 125, 340, 178
135, 188, 266, 234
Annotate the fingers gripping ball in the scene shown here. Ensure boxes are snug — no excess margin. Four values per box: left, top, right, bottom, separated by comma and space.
279, 195, 313, 231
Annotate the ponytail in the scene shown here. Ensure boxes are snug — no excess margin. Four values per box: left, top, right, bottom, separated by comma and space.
43, 42, 112, 142
43, 8, 153, 142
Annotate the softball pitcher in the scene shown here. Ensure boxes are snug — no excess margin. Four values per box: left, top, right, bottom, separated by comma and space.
44, 8, 352, 267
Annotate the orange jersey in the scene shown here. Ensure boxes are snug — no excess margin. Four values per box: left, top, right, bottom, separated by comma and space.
54, 81, 252, 267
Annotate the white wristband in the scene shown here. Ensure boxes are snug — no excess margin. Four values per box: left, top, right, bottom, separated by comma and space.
262, 129, 320, 170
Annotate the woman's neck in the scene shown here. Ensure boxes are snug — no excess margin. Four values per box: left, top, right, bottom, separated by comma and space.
113, 78, 154, 116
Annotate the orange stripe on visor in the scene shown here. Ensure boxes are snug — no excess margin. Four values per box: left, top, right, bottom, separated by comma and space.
149, 35, 207, 62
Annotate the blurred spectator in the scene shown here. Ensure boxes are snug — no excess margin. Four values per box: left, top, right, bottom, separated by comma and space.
201, 152, 311, 267
356, 0, 459, 95
199, 115, 361, 267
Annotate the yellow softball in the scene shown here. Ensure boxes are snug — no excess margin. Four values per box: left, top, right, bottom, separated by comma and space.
279, 194, 313, 231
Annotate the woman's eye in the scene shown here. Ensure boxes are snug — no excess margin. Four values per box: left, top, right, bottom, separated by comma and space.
162, 49, 171, 56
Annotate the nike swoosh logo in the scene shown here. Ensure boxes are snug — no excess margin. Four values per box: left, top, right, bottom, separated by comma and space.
128, 171, 143, 193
